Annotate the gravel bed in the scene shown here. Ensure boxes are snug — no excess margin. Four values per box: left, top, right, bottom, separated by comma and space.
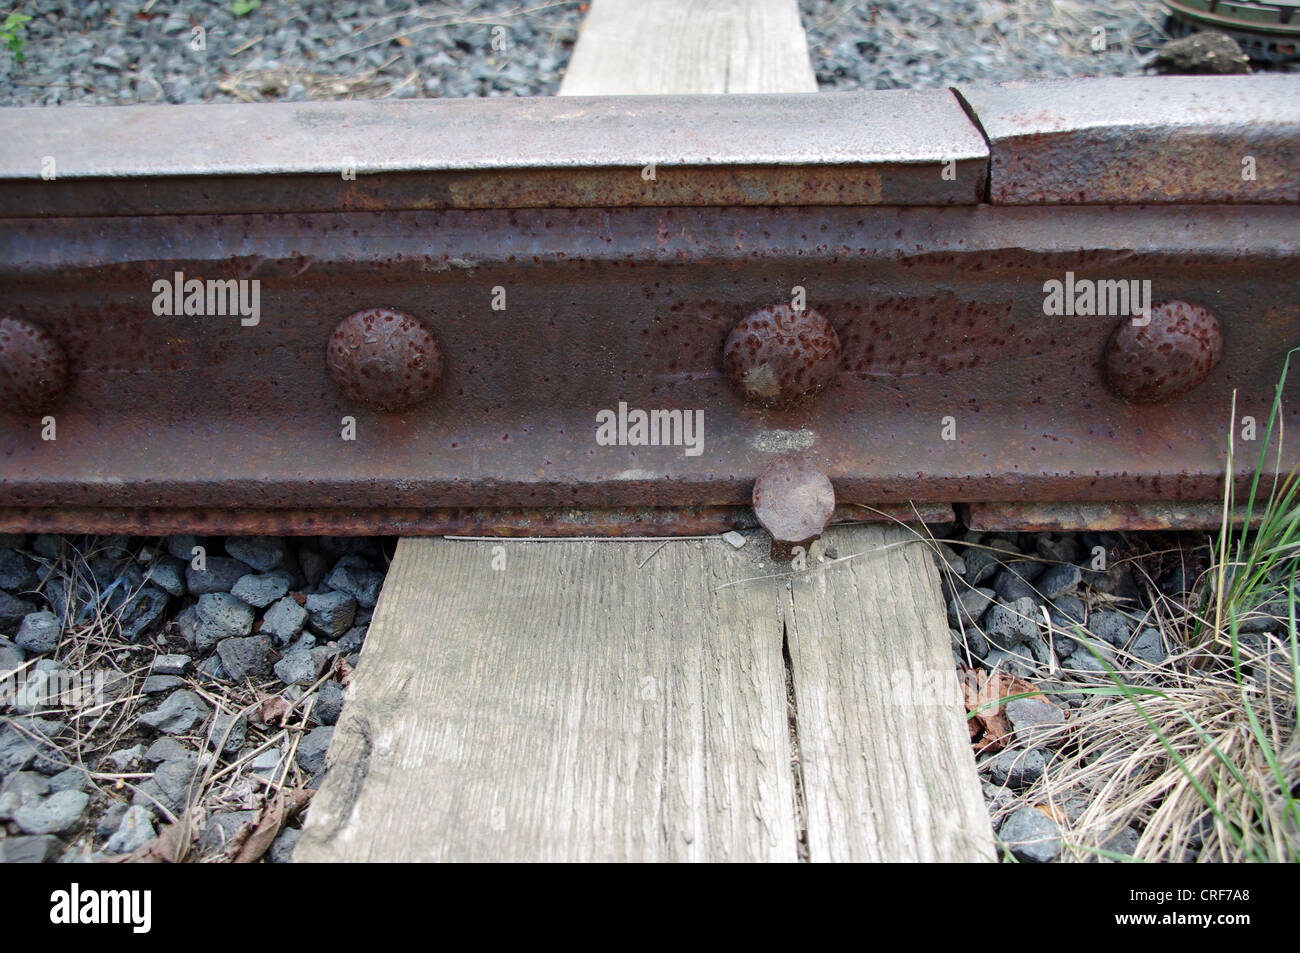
1, 533, 388, 863
0, 0, 584, 106
6, 526, 1283, 863
937, 526, 1294, 863
1, 0, 1256, 109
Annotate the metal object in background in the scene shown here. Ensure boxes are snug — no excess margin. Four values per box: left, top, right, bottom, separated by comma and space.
2, 203, 1294, 516
0, 503, 953, 537
1164, 1, 1300, 63
0, 316, 69, 414
0, 90, 987, 216
963, 501, 1262, 531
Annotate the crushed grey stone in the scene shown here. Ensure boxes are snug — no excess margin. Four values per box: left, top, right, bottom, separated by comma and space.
261, 595, 309, 645
15, 610, 60, 653
225, 536, 288, 572
984, 747, 1048, 789
152, 653, 191, 676
999, 806, 1062, 863
216, 635, 277, 682
323, 554, 385, 609
306, 590, 357, 638
139, 689, 211, 734
141, 674, 185, 694
0, 834, 62, 863
206, 709, 248, 755
14, 789, 90, 835
274, 650, 319, 687
185, 556, 252, 595
106, 805, 156, 853
231, 571, 293, 609
296, 726, 334, 775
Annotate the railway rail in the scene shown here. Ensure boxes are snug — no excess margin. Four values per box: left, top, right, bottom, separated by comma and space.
1, 75, 1297, 539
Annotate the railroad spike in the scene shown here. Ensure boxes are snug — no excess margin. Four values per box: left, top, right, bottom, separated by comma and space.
752, 458, 835, 563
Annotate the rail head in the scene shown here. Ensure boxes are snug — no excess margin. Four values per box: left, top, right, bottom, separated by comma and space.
0, 89, 988, 214
0, 76, 1296, 215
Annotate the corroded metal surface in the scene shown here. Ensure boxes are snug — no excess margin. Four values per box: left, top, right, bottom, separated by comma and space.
752, 458, 836, 560
0, 90, 988, 216
0, 503, 950, 537
964, 501, 1259, 532
0, 78, 1298, 535
0, 203, 1296, 518
0, 316, 69, 414
327, 308, 443, 412
723, 305, 841, 409
956, 76, 1300, 204
1103, 301, 1224, 404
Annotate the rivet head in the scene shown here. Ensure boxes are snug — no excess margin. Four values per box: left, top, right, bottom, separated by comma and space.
723, 304, 841, 409
0, 316, 69, 414
1104, 301, 1222, 404
327, 308, 442, 412
752, 458, 835, 562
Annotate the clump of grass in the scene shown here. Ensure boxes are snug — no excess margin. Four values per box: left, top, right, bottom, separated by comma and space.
1006, 351, 1300, 862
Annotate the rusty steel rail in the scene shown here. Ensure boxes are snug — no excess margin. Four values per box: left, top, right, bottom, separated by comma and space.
1, 76, 1298, 535
0, 90, 987, 214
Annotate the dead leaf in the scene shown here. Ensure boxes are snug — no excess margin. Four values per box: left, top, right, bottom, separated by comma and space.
105, 812, 199, 864
230, 789, 313, 863
961, 667, 1048, 754
222, 816, 259, 858
262, 695, 292, 727
1035, 802, 1066, 825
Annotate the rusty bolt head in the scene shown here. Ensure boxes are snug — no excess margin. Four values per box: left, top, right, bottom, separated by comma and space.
0, 317, 70, 415
723, 304, 841, 409
752, 458, 836, 562
327, 307, 443, 412
1104, 300, 1222, 404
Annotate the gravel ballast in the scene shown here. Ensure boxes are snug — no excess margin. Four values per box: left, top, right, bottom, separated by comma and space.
0, 0, 584, 106
0, 533, 382, 862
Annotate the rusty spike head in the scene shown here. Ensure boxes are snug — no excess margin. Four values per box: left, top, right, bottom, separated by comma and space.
327, 307, 443, 412
1104, 300, 1222, 404
723, 304, 841, 409
752, 458, 835, 562
0, 316, 70, 415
